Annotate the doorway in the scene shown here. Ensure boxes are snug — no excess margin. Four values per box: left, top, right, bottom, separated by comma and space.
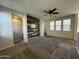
12, 15, 23, 44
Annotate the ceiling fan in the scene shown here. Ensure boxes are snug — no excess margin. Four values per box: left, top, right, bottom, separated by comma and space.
43, 8, 59, 16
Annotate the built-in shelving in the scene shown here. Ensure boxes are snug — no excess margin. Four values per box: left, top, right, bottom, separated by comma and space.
27, 15, 39, 38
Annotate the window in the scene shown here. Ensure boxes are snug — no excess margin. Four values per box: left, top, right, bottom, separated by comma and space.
50, 21, 54, 30
77, 19, 79, 32
63, 19, 71, 31
56, 20, 61, 31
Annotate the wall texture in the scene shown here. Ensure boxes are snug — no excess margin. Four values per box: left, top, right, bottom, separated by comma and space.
45, 14, 76, 39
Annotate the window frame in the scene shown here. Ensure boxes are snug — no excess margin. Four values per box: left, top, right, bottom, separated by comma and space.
50, 21, 55, 30
63, 19, 71, 31
56, 20, 62, 31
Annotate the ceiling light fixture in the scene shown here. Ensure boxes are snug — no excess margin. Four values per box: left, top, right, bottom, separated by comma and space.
13, 16, 18, 19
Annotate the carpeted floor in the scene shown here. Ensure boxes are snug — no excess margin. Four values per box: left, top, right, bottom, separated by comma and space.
0, 36, 79, 59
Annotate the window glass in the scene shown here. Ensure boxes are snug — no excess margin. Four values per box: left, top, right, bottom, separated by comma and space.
50, 21, 54, 30
56, 20, 61, 31
63, 19, 71, 31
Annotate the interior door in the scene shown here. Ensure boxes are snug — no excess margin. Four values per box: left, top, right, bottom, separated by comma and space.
12, 17, 23, 44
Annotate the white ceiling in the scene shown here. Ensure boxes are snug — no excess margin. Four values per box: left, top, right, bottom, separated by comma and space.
0, 0, 79, 18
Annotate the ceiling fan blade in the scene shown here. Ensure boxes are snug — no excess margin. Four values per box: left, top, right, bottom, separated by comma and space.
51, 8, 57, 12
44, 14, 49, 16
43, 11, 49, 13
52, 12, 59, 14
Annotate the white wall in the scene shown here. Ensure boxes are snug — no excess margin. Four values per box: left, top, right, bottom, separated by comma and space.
23, 14, 28, 42
76, 33, 79, 55
45, 14, 76, 39
76, 13, 79, 55
0, 11, 14, 50
40, 19, 44, 37
0, 6, 28, 50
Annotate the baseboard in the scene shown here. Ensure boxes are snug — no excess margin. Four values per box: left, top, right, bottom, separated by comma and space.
76, 47, 79, 55
47, 35, 74, 40
0, 44, 14, 51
